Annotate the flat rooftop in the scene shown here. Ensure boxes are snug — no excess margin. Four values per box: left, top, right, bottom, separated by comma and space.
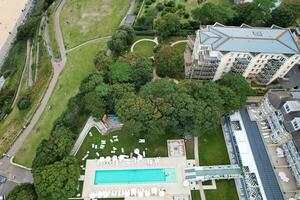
198, 23, 300, 54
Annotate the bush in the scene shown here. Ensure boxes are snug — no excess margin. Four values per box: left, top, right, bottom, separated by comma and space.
17, 96, 32, 110
7, 183, 37, 200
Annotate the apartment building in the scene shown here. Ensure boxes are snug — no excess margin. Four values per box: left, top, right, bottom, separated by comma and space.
258, 90, 300, 186
185, 23, 300, 85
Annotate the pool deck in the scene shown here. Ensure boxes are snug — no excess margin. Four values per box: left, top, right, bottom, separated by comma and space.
82, 157, 190, 200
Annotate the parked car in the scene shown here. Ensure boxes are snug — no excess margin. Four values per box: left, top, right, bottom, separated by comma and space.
0, 195, 5, 200
0, 176, 6, 184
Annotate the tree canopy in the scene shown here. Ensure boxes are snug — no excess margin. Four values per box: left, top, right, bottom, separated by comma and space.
7, 184, 37, 200
155, 13, 181, 38
34, 157, 80, 200
154, 45, 184, 79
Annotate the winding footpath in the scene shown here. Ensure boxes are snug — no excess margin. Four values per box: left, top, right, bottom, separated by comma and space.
0, 0, 67, 195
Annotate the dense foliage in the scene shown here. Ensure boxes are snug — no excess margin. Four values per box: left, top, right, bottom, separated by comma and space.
108, 26, 136, 56
154, 45, 184, 79
6, 184, 37, 200
34, 157, 80, 200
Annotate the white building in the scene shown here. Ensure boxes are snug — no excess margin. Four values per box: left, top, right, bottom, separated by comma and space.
185, 23, 300, 85
258, 90, 300, 186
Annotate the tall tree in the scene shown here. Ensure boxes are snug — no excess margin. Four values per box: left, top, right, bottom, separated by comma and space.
34, 157, 80, 200
155, 13, 181, 38
7, 184, 37, 200
192, 3, 236, 25
154, 45, 184, 78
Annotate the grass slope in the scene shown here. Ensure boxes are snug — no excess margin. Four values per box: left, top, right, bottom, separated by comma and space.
0, 44, 52, 156
14, 42, 107, 167
60, 0, 130, 48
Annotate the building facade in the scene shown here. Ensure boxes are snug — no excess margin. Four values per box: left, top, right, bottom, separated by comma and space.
185, 23, 300, 85
258, 90, 300, 186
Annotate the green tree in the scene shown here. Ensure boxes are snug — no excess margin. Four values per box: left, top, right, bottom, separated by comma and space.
132, 57, 153, 88
270, 6, 295, 27
109, 62, 133, 83
17, 16, 40, 40
79, 72, 104, 94
192, 3, 236, 25
154, 45, 183, 78
34, 157, 80, 200
217, 74, 253, 107
83, 91, 106, 118
155, 13, 180, 38
108, 26, 136, 55
7, 183, 37, 200
32, 140, 62, 171
94, 50, 114, 72
17, 96, 31, 110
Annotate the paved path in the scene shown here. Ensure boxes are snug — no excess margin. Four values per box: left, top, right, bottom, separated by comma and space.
194, 136, 206, 200
66, 36, 111, 53
130, 38, 158, 52
170, 40, 188, 47
0, 0, 67, 194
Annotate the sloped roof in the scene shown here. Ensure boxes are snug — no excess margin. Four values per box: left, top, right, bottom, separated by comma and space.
198, 24, 300, 54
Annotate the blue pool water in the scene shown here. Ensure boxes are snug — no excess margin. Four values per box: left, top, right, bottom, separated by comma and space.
94, 168, 177, 185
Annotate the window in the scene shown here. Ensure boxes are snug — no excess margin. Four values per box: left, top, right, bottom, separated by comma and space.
285, 104, 290, 112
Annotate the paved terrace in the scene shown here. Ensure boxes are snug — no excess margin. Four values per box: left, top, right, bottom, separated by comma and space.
82, 157, 190, 200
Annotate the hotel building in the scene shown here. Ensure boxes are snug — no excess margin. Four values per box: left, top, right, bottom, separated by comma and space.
185, 23, 300, 85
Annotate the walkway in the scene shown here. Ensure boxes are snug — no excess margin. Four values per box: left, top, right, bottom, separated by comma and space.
130, 38, 158, 52
70, 117, 108, 156
193, 136, 206, 200
11, 40, 31, 108
66, 36, 111, 53
170, 40, 188, 47
0, 0, 67, 194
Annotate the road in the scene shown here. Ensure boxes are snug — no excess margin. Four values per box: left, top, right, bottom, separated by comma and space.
0, 0, 67, 196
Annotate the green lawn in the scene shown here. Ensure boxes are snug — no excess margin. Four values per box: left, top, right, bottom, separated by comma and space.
173, 42, 187, 53
198, 126, 238, 200
76, 127, 194, 167
132, 40, 157, 58
198, 126, 230, 166
60, 0, 130, 48
191, 190, 201, 200
205, 180, 238, 200
14, 41, 107, 167
0, 43, 51, 156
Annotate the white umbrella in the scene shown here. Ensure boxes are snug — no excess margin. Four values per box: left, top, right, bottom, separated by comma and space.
100, 157, 105, 163
131, 188, 137, 196
112, 155, 118, 162
138, 190, 144, 197
96, 191, 102, 198
183, 180, 189, 187
137, 154, 143, 161
159, 190, 165, 197
145, 190, 151, 197
89, 192, 96, 199
134, 148, 140, 155
151, 187, 158, 195
106, 156, 111, 163
124, 190, 130, 197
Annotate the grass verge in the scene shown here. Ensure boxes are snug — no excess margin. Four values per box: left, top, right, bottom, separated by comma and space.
0, 43, 52, 156
14, 41, 107, 167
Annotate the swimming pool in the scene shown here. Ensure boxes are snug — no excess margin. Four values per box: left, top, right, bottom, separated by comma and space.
94, 168, 177, 185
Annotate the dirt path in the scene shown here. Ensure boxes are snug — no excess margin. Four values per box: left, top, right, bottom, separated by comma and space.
11, 40, 31, 108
